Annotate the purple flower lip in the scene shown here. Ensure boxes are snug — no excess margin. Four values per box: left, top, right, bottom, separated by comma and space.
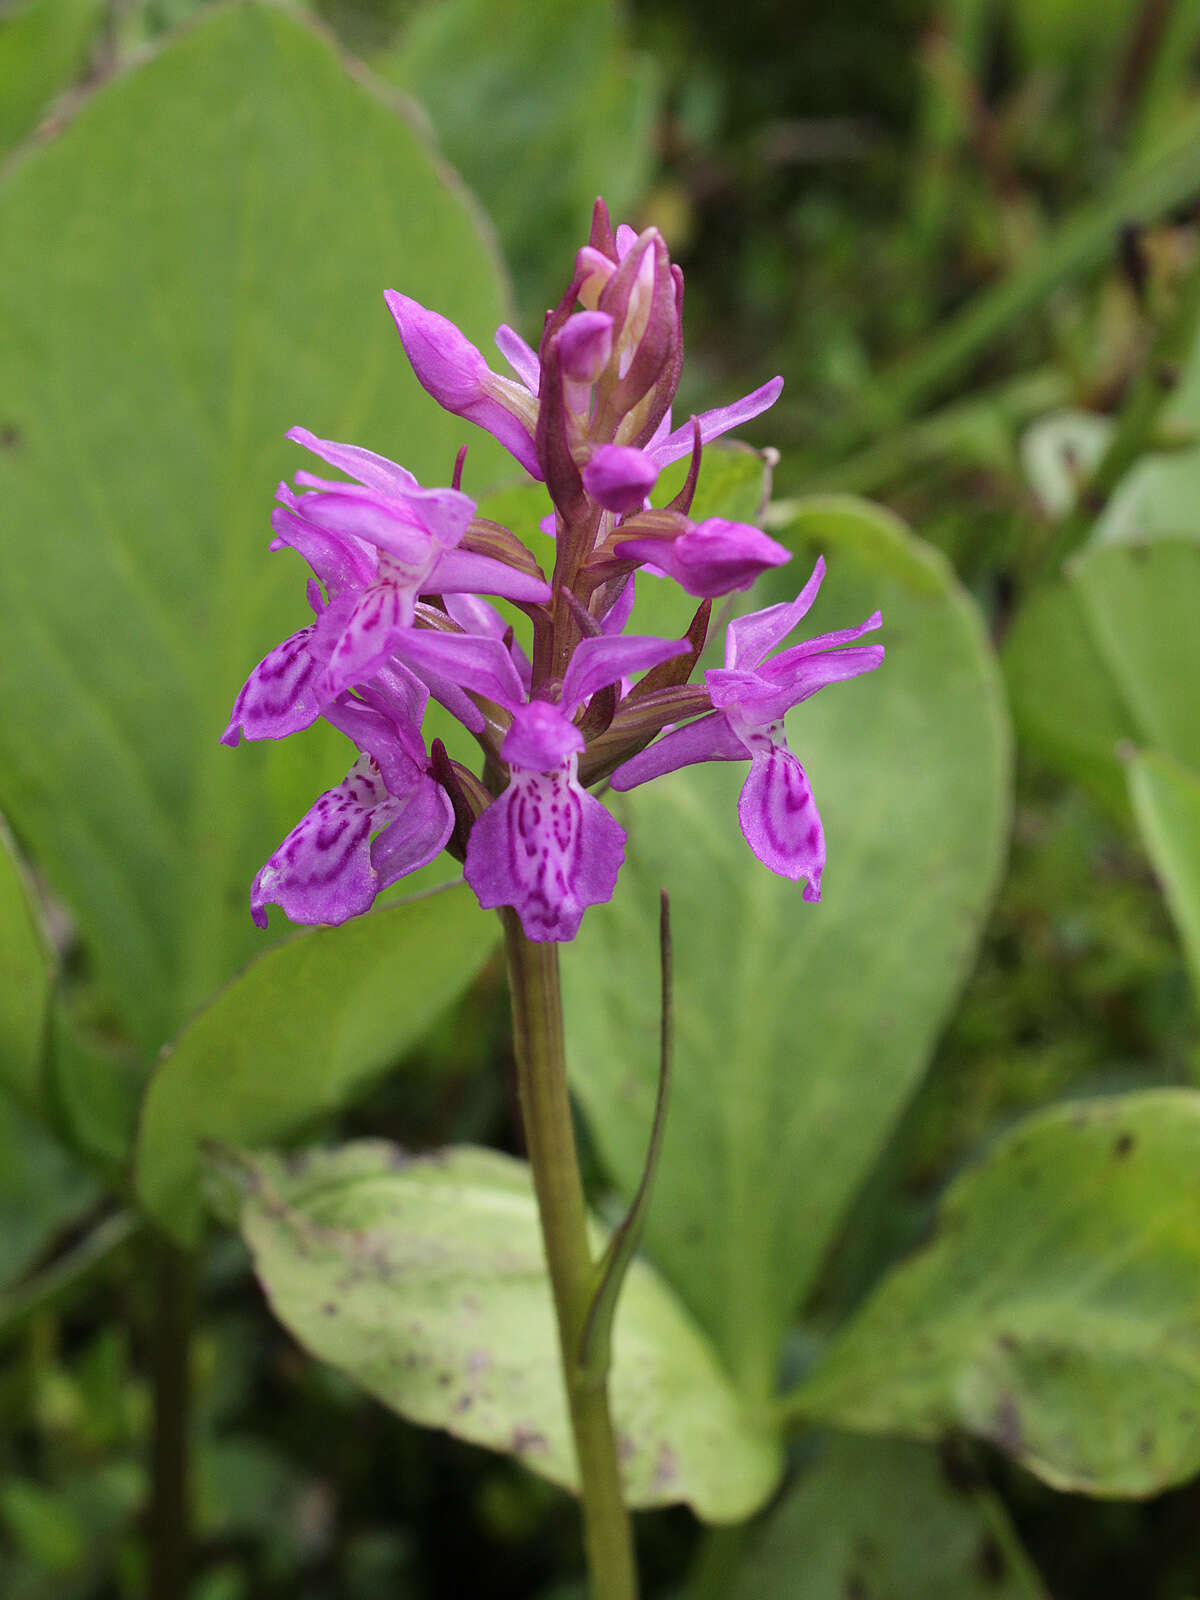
249, 681, 453, 929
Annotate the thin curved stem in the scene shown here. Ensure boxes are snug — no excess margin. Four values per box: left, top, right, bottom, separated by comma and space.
501, 909, 638, 1600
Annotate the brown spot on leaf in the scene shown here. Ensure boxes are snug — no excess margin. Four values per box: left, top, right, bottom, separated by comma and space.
990, 1394, 1024, 1454
938, 1435, 983, 1494
322, 1302, 337, 1316
977, 1535, 1007, 1584
844, 1576, 868, 1600
651, 1443, 678, 1491
0, 423, 22, 451
1114, 1132, 1135, 1158
511, 1425, 547, 1455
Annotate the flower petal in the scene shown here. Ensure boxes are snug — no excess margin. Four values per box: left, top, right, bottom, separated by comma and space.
321, 692, 425, 794
429, 547, 552, 604
270, 502, 377, 595
760, 611, 883, 676
222, 625, 326, 744
501, 701, 585, 769
737, 745, 824, 900
291, 482, 474, 558
384, 290, 542, 479
250, 755, 400, 928
464, 765, 625, 941
320, 584, 409, 701
619, 518, 790, 598
608, 710, 745, 790
582, 444, 659, 513
370, 776, 455, 885
494, 323, 540, 393
723, 556, 825, 669
650, 377, 784, 469
285, 426, 420, 496
559, 311, 614, 383
561, 632, 689, 713
393, 629, 526, 710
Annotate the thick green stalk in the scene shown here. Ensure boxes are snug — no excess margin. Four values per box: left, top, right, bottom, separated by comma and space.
500, 909, 638, 1600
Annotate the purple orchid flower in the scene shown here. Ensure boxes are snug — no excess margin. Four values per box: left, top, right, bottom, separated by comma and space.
250, 667, 454, 929
223, 428, 550, 744
395, 629, 687, 940
610, 557, 883, 901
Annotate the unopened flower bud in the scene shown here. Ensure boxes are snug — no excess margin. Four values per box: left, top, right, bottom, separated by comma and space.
559, 311, 614, 383
582, 444, 658, 514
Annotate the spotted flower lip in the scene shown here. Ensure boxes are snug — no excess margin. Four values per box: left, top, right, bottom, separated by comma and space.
249, 673, 454, 929
398, 628, 687, 941
609, 557, 884, 900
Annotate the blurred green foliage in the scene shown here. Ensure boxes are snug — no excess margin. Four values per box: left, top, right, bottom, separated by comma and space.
4, 0, 1200, 1595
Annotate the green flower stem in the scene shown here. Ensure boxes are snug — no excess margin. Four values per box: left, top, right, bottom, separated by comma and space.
501, 908, 638, 1600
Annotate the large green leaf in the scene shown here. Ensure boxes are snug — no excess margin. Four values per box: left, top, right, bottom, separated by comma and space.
1070, 537, 1200, 772
563, 497, 1011, 1400
234, 1141, 783, 1521
1002, 578, 1134, 820
732, 1435, 1045, 1600
0, 2, 510, 1057
0, 0, 102, 156
794, 1091, 1200, 1497
378, 0, 657, 317
1127, 749, 1200, 1002
136, 883, 494, 1245
0, 819, 53, 1111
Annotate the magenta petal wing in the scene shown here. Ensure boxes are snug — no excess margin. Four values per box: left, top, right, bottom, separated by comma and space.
723, 556, 826, 669
609, 711, 746, 790
651, 377, 784, 467
736, 745, 824, 900
393, 629, 526, 710
494, 323, 540, 392
250, 755, 403, 928
561, 632, 689, 712
761, 611, 883, 673
285, 427, 420, 496
270, 504, 377, 595
384, 290, 542, 479
464, 767, 625, 942
370, 777, 455, 886
223, 625, 326, 744
320, 585, 409, 701
429, 548, 551, 604
620, 518, 790, 598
